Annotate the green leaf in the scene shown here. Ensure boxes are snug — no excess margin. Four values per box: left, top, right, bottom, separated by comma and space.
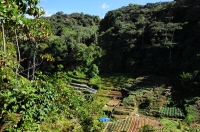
21, 105, 25, 109
4, 103, 8, 109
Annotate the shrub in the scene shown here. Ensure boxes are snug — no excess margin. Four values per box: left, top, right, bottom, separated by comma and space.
146, 97, 153, 106
184, 105, 198, 125
88, 64, 99, 78
184, 115, 195, 125
123, 95, 135, 106
0, 70, 104, 131
139, 124, 154, 132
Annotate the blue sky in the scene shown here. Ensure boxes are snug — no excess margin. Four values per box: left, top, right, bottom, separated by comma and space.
39, 0, 173, 18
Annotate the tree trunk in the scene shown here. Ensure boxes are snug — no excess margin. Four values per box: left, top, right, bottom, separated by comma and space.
169, 30, 175, 60
15, 28, 20, 75
1, 23, 6, 53
15, 29, 21, 62
142, 25, 146, 46
27, 61, 31, 79
32, 49, 36, 80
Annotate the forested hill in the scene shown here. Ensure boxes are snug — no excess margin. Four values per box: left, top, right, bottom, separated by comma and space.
36, 0, 200, 94
34, 12, 102, 76
24, 0, 200, 97
39, 0, 200, 76
99, 0, 200, 74
98, 0, 200, 97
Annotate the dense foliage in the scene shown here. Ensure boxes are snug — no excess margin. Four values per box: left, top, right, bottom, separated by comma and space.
1, 0, 200, 131
35, 12, 102, 77
0, 0, 104, 131
29, 0, 200, 98
98, 0, 200, 98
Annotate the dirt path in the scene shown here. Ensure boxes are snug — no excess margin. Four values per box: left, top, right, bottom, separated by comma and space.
129, 105, 139, 116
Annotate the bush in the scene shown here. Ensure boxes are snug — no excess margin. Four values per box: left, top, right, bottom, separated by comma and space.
88, 64, 99, 78
146, 97, 153, 106
184, 115, 195, 125
139, 124, 154, 132
184, 105, 198, 125
123, 95, 135, 106
0, 71, 104, 131
89, 77, 102, 90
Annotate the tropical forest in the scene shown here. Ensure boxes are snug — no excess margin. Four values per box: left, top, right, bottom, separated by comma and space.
1, 0, 200, 131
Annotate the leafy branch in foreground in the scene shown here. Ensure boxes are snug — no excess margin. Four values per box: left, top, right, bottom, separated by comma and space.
0, 70, 104, 131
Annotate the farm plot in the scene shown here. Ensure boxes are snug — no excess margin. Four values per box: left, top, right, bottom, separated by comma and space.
107, 90, 122, 99
107, 99, 121, 106
104, 117, 163, 132
159, 107, 185, 118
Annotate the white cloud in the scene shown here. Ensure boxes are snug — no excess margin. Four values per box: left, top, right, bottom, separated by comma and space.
25, 15, 34, 19
101, 3, 109, 9
25, 11, 52, 19
43, 11, 52, 17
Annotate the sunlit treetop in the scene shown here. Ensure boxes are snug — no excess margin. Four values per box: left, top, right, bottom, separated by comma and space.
0, 0, 45, 23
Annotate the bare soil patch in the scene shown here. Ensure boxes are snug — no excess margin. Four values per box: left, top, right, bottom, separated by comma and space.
107, 90, 122, 99
106, 99, 121, 106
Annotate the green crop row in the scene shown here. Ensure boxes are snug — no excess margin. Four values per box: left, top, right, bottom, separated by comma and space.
159, 107, 185, 118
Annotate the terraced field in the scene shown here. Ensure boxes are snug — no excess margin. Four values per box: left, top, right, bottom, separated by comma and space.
104, 117, 163, 132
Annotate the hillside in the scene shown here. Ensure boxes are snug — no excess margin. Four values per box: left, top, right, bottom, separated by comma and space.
1, 0, 200, 131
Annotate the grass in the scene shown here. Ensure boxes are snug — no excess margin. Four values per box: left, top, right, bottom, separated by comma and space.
159, 118, 182, 132
94, 89, 110, 105
91, 74, 135, 106
100, 73, 134, 90
158, 118, 200, 132
102, 106, 114, 112
40, 114, 80, 132
95, 89, 110, 96
67, 72, 134, 90
94, 96, 110, 106
67, 72, 134, 107
67, 71, 87, 79
183, 105, 199, 125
